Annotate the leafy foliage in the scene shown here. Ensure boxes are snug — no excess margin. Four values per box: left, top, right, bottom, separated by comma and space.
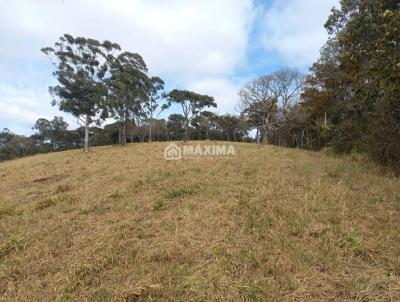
106, 51, 149, 144
42, 34, 120, 121
42, 34, 121, 151
239, 69, 304, 144
167, 89, 217, 141
302, 0, 400, 172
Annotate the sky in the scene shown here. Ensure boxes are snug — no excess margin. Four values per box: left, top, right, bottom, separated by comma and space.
0, 0, 339, 135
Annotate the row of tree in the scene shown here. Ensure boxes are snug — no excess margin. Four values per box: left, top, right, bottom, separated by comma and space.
41, 34, 219, 152
0, 112, 254, 161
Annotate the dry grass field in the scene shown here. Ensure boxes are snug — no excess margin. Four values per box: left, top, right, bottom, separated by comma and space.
0, 142, 399, 301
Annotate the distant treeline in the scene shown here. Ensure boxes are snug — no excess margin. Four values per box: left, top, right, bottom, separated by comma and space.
0, 113, 254, 161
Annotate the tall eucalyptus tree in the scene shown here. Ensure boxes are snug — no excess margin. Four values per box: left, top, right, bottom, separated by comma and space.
143, 77, 170, 142
42, 34, 120, 152
106, 52, 149, 144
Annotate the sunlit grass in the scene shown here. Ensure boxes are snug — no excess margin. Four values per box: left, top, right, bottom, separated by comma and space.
0, 142, 399, 301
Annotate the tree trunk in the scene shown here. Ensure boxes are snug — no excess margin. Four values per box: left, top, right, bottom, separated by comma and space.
122, 122, 127, 145
120, 110, 128, 145
261, 134, 268, 144
184, 123, 189, 142
118, 126, 122, 144
84, 115, 90, 153
149, 122, 152, 142
261, 127, 268, 144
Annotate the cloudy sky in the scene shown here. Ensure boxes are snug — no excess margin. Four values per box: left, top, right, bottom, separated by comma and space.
0, 0, 338, 134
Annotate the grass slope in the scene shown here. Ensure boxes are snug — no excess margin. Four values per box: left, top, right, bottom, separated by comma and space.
0, 142, 399, 301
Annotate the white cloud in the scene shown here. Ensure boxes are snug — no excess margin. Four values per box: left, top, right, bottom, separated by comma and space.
0, 0, 255, 132
261, 0, 339, 68
188, 77, 247, 114
0, 0, 253, 81
0, 0, 340, 133
0, 83, 75, 131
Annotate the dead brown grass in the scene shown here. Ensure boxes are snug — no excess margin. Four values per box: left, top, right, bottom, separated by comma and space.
0, 142, 399, 301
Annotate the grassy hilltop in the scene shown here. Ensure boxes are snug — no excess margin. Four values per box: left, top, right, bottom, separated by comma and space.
0, 142, 399, 301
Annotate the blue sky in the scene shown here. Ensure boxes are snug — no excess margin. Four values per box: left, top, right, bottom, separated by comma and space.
0, 0, 339, 135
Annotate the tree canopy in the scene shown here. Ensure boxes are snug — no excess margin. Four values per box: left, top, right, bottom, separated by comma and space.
42, 34, 121, 151
168, 89, 217, 141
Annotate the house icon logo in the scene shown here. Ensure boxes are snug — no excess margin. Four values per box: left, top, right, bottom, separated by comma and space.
164, 143, 182, 160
